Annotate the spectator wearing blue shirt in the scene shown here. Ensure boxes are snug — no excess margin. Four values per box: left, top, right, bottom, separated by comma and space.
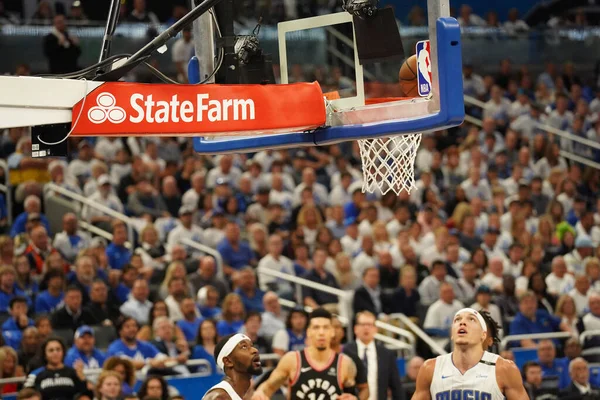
106, 317, 171, 370
9, 195, 51, 238
0, 266, 31, 313
35, 270, 65, 314
217, 223, 255, 278
190, 319, 218, 374
1, 296, 34, 349
216, 293, 245, 337
234, 267, 265, 313
105, 222, 132, 270
509, 290, 571, 348
197, 286, 222, 319
343, 188, 365, 224
64, 326, 106, 370
535, 339, 570, 390
177, 298, 204, 342
302, 249, 341, 310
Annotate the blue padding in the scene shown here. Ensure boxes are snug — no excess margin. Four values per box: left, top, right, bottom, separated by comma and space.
193, 17, 464, 154
512, 348, 538, 370
188, 56, 200, 85
397, 357, 406, 377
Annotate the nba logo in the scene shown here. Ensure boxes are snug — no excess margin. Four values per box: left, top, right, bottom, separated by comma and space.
416, 40, 432, 97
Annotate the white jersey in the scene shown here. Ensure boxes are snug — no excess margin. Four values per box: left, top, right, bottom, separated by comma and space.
202, 380, 243, 400
430, 351, 504, 400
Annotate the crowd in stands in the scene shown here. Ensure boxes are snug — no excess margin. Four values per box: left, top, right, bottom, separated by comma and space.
2, 3, 600, 400
0, 0, 597, 29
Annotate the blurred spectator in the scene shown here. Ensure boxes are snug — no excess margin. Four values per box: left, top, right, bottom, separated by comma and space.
127, 0, 159, 24
50, 286, 95, 331
217, 222, 255, 277
259, 291, 286, 340
561, 357, 600, 397
10, 195, 50, 238
150, 317, 189, 375
43, 15, 80, 74
188, 256, 228, 300
120, 278, 153, 325
106, 222, 132, 270
535, 339, 569, 390
457, 4, 485, 26
64, 325, 106, 370
272, 308, 307, 356
52, 213, 90, 264
84, 279, 121, 326
423, 282, 464, 337
172, 27, 194, 83
233, 267, 265, 313
503, 8, 529, 34
418, 260, 459, 306
0, 266, 31, 313
215, 293, 245, 336
352, 266, 384, 317
191, 318, 218, 372
2, 297, 34, 349
17, 327, 41, 373
176, 297, 202, 341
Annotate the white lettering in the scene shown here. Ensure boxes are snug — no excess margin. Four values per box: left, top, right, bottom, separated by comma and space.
155, 100, 169, 123
130, 94, 144, 123
234, 99, 255, 120
170, 95, 180, 123
127, 93, 256, 125
223, 99, 232, 120
197, 94, 209, 121
180, 101, 193, 122
322, 381, 330, 391
208, 100, 221, 122
144, 95, 155, 123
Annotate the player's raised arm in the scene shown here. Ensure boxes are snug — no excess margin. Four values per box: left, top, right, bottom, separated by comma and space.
496, 358, 528, 400
252, 351, 296, 400
411, 358, 435, 400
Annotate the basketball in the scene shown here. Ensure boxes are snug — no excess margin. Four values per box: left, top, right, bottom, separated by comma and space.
399, 55, 419, 97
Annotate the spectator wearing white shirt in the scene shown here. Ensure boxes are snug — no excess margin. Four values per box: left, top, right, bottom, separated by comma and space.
481, 257, 505, 294
172, 27, 194, 83
510, 103, 547, 142
52, 213, 91, 264
508, 90, 531, 119
547, 93, 574, 131
386, 204, 411, 239
503, 8, 529, 34
565, 235, 595, 276
120, 278, 153, 325
423, 282, 465, 337
341, 222, 362, 257
206, 155, 242, 189
329, 172, 354, 207
546, 256, 575, 296
460, 167, 492, 202
166, 206, 204, 255
352, 236, 378, 276
418, 261, 460, 306
269, 173, 294, 212
569, 275, 592, 316
504, 243, 524, 278
292, 168, 329, 207
457, 4, 486, 27
415, 135, 436, 173
358, 204, 379, 237
181, 171, 205, 209
483, 86, 511, 128
83, 174, 124, 226
259, 292, 287, 340
420, 227, 449, 268
257, 234, 295, 298
68, 140, 94, 185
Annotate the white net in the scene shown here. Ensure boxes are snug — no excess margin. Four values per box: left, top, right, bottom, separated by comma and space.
357, 133, 423, 195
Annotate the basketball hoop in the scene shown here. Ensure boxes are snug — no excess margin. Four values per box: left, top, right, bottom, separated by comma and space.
357, 133, 422, 195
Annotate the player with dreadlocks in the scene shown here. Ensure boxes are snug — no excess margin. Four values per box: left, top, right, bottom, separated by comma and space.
411, 308, 526, 400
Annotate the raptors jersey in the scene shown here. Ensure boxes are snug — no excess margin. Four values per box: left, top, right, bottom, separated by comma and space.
289, 349, 344, 400
430, 351, 504, 400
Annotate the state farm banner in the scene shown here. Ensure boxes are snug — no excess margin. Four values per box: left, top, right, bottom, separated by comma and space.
71, 82, 326, 136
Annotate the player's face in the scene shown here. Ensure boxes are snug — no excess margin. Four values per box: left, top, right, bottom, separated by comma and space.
451, 312, 485, 346
307, 317, 334, 351
229, 339, 262, 376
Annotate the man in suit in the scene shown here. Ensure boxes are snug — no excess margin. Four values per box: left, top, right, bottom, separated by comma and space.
344, 311, 404, 400
352, 266, 386, 317
560, 357, 600, 400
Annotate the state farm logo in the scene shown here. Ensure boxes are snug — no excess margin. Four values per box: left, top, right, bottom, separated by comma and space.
85, 92, 256, 125
88, 93, 126, 124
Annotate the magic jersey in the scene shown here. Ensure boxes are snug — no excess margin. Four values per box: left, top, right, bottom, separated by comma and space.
430, 351, 504, 400
202, 380, 243, 400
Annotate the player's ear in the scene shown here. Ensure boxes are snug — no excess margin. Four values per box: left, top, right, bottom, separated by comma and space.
223, 355, 233, 369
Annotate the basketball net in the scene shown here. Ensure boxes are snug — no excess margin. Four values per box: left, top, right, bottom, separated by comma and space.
357, 133, 422, 195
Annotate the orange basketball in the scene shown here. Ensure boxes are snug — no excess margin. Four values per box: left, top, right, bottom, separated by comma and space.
399, 55, 418, 97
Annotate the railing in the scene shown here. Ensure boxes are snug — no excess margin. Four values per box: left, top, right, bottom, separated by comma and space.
278, 299, 414, 353
258, 267, 417, 353
179, 238, 224, 280
388, 313, 448, 356
462, 110, 600, 171
0, 159, 12, 226
44, 182, 136, 242
499, 331, 574, 351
